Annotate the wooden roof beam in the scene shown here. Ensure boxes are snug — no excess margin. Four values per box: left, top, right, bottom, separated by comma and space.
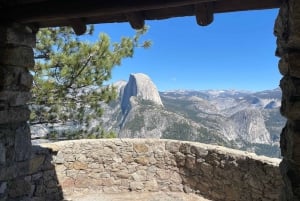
195, 2, 214, 26
126, 12, 145, 29
0, 0, 216, 24
69, 19, 87, 35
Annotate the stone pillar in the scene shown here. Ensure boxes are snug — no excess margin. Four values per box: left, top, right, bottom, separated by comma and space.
274, 0, 300, 200
0, 23, 35, 200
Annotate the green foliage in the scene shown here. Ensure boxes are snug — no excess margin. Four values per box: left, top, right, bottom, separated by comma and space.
48, 131, 59, 140
162, 121, 229, 146
240, 142, 281, 158
30, 25, 150, 139
161, 96, 220, 125
125, 114, 145, 132
163, 121, 193, 141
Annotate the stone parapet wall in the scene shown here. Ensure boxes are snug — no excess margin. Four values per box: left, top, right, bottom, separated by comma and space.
37, 139, 282, 201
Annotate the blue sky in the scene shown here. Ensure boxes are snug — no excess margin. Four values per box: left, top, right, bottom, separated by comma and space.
90, 9, 280, 92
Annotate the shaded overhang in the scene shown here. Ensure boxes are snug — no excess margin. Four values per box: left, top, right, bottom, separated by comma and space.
0, 0, 282, 35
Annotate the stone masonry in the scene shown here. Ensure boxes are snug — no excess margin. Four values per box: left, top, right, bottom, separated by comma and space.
274, 0, 300, 200
0, 23, 58, 201
38, 139, 282, 201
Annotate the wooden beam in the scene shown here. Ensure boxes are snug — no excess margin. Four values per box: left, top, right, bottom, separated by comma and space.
214, 0, 281, 13
126, 12, 145, 29
0, 0, 281, 28
69, 19, 87, 35
195, 2, 214, 26
0, 0, 216, 23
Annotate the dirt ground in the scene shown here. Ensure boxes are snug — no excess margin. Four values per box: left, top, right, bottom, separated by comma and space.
66, 192, 211, 201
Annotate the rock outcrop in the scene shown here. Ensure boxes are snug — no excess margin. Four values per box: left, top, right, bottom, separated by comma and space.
228, 108, 271, 143
113, 80, 127, 99
121, 73, 163, 114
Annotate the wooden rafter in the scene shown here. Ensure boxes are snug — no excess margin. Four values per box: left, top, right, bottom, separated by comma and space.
0, 0, 282, 32
126, 12, 145, 29
195, 2, 214, 26
0, 0, 217, 23
69, 19, 87, 35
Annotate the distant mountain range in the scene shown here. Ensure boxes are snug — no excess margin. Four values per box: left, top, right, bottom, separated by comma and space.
31, 73, 286, 158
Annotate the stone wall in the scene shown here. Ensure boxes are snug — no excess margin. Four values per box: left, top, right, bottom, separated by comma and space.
274, 0, 300, 200
0, 23, 47, 201
35, 139, 282, 201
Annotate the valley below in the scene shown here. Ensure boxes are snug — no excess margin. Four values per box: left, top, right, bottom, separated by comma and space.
31, 73, 286, 158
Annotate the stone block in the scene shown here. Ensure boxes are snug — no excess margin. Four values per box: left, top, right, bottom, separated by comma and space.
45, 180, 58, 188
278, 52, 300, 77
15, 123, 31, 161
0, 91, 31, 107
133, 143, 148, 153
103, 186, 119, 193
54, 164, 66, 175
274, 10, 288, 40
179, 143, 191, 154
131, 170, 147, 182
0, 107, 30, 124
185, 154, 195, 169
29, 155, 45, 175
0, 143, 5, 165
0, 46, 34, 68
280, 76, 300, 119
289, 0, 300, 28
116, 171, 130, 179
175, 152, 186, 167
0, 66, 32, 91
144, 179, 158, 192
134, 156, 149, 165
190, 145, 208, 157
156, 169, 171, 180
0, 164, 17, 181
73, 161, 88, 170
32, 172, 43, 181
20, 72, 33, 89
60, 178, 75, 189
278, 58, 288, 76
170, 172, 182, 184
0, 24, 36, 47
0, 182, 7, 194
165, 140, 181, 153
53, 151, 65, 164
8, 179, 31, 198
129, 181, 143, 191
169, 184, 183, 192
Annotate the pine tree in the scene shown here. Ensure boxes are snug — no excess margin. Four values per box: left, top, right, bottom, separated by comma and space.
30, 25, 151, 139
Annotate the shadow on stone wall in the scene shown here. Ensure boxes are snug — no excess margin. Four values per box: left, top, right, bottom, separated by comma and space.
0, 122, 63, 200
0, 144, 64, 200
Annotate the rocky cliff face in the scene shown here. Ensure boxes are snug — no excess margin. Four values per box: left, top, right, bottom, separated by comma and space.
121, 73, 163, 114
227, 108, 271, 143
117, 87, 285, 157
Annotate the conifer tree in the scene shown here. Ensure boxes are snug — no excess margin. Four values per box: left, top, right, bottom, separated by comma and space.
30, 25, 150, 139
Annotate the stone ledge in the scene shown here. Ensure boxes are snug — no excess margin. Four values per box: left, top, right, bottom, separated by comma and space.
39, 139, 282, 201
